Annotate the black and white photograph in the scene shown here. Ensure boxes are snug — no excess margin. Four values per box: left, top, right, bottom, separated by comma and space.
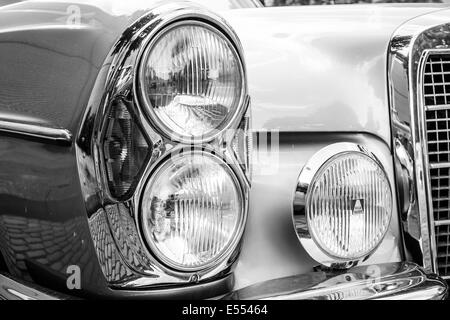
0, 0, 449, 308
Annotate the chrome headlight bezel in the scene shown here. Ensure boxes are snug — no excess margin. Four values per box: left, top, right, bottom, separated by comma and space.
138, 148, 247, 273
135, 19, 247, 145
292, 142, 393, 269
76, 2, 251, 290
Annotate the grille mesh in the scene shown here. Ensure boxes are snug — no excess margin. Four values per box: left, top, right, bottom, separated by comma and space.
424, 53, 450, 276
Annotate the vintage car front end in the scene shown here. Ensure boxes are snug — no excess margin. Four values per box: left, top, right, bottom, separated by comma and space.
0, 0, 449, 300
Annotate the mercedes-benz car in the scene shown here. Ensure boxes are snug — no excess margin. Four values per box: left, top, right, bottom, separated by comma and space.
0, 0, 449, 300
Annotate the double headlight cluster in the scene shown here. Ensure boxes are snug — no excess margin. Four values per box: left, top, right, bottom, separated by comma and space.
136, 20, 247, 270
101, 10, 249, 275
98, 4, 392, 281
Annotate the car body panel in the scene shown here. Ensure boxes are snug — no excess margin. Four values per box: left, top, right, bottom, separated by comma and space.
223, 5, 450, 147
0, 2, 133, 136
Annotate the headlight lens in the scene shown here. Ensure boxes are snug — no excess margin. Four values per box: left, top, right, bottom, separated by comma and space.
306, 151, 392, 261
138, 21, 244, 143
103, 97, 151, 199
140, 151, 244, 271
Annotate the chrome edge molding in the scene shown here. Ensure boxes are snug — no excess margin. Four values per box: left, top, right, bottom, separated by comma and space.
0, 118, 72, 146
388, 9, 450, 274
75, 2, 250, 290
0, 273, 67, 300
292, 142, 392, 269
223, 262, 448, 300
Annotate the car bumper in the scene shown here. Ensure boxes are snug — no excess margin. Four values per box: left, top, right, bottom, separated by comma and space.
0, 262, 447, 300
224, 262, 448, 300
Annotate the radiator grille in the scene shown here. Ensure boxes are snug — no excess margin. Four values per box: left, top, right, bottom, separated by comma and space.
423, 53, 450, 276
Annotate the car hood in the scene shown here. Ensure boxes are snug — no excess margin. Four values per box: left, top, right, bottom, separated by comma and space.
0, 2, 448, 145
223, 4, 450, 146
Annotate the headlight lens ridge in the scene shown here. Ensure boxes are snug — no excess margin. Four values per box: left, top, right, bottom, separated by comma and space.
306, 151, 392, 260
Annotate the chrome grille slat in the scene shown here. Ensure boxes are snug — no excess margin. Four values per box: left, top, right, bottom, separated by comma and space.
435, 219, 450, 226
430, 162, 450, 169
423, 53, 450, 276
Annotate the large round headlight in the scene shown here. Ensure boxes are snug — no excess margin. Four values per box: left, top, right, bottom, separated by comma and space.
293, 143, 393, 267
137, 20, 245, 143
140, 150, 245, 271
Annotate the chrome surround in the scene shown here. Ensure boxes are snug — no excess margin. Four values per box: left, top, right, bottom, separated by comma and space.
388, 10, 450, 276
137, 147, 248, 273
0, 118, 72, 146
224, 262, 448, 300
75, 2, 250, 289
135, 19, 247, 144
292, 142, 393, 269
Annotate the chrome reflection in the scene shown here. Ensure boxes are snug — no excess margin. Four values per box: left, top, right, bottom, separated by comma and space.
388, 11, 450, 275
224, 262, 448, 300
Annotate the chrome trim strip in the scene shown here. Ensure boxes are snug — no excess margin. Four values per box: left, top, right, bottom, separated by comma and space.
430, 162, 450, 169
292, 142, 393, 269
425, 104, 450, 111
0, 119, 72, 145
224, 262, 448, 300
418, 49, 439, 273
434, 219, 450, 226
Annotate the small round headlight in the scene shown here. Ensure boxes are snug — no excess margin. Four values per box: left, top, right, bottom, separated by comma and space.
137, 20, 245, 143
140, 150, 245, 271
293, 143, 392, 267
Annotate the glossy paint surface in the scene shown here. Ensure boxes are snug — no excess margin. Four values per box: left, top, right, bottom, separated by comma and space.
223, 5, 449, 146
0, 2, 132, 136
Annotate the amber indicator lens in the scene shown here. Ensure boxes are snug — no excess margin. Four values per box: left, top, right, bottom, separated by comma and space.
139, 22, 244, 142
140, 152, 243, 271
306, 152, 392, 260
103, 98, 151, 199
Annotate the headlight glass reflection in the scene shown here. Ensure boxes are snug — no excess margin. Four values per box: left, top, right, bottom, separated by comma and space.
139, 21, 244, 142
307, 152, 392, 260
140, 151, 243, 270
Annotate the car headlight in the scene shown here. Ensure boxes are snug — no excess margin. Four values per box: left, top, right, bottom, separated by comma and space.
140, 150, 245, 271
137, 20, 245, 143
293, 143, 393, 268
87, 3, 251, 287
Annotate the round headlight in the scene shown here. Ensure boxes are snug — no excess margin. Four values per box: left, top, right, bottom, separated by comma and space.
140, 150, 245, 271
293, 143, 392, 267
137, 21, 245, 143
